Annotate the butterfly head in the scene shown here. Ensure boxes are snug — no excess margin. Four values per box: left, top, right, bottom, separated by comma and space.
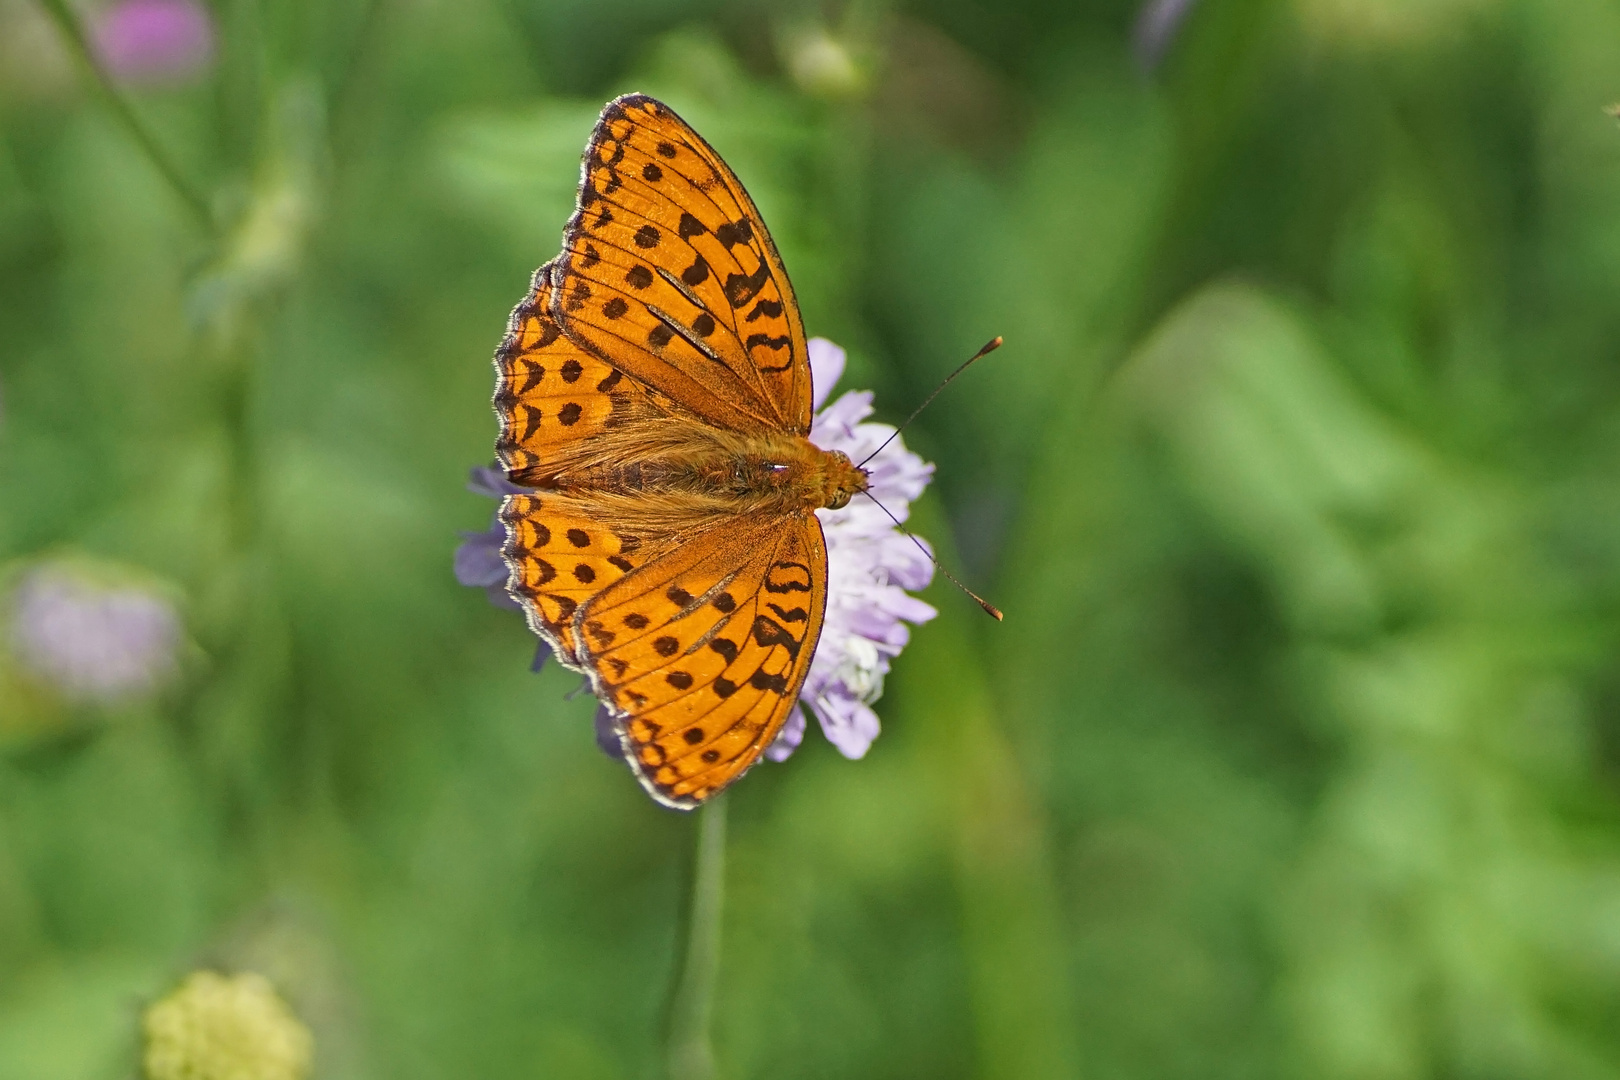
816, 449, 869, 511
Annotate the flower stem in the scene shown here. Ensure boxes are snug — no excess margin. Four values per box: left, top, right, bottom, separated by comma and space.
667, 793, 728, 1080
36, 0, 216, 234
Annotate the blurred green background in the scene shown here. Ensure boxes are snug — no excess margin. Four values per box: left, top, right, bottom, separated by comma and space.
5, 0, 1620, 1077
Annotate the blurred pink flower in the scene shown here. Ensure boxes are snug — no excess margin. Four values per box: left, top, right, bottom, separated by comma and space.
93, 0, 215, 85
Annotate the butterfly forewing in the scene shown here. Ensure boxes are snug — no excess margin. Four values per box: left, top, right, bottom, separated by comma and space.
556, 94, 812, 435
576, 514, 827, 808
494, 259, 657, 483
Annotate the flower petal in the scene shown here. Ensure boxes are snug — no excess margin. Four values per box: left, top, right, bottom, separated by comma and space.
808, 338, 846, 410
809, 690, 882, 760
594, 703, 625, 759
467, 465, 528, 498
765, 705, 807, 762
453, 524, 507, 587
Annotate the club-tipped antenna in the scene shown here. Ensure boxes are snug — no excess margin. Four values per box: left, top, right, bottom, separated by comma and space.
856, 336, 1003, 470
857, 490, 1003, 621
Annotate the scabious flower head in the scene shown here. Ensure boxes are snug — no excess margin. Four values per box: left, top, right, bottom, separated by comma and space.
93, 0, 216, 86
6, 561, 182, 705
456, 337, 936, 763
142, 971, 313, 1080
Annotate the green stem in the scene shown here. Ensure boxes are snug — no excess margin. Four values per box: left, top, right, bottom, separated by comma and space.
667, 794, 728, 1080
37, 0, 216, 234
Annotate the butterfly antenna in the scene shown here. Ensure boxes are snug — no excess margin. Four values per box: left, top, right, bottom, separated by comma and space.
857, 490, 1003, 621
856, 336, 1003, 470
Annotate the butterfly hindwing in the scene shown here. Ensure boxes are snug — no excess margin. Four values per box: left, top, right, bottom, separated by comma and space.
575, 512, 828, 808
500, 492, 651, 666
555, 94, 812, 436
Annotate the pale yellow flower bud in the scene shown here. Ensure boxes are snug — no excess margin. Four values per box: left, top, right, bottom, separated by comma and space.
142, 971, 313, 1080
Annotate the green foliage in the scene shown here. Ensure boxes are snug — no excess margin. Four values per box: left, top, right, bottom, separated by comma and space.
3, 0, 1620, 1077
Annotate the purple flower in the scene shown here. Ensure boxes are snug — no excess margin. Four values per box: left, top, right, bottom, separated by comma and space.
7, 563, 182, 705
455, 467, 525, 611
594, 702, 624, 759
456, 467, 551, 671
93, 0, 215, 85
766, 337, 937, 761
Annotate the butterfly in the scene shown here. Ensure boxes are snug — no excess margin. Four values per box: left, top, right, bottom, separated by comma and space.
489, 94, 870, 810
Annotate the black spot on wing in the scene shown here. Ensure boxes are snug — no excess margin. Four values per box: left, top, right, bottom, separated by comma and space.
748, 669, 788, 693
520, 405, 543, 441
764, 560, 812, 594
678, 212, 706, 239
745, 299, 783, 323
515, 359, 544, 394
723, 264, 770, 308
715, 219, 754, 248
750, 614, 802, 659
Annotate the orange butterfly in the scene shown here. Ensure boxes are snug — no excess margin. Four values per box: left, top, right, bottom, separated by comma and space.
490, 94, 871, 809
